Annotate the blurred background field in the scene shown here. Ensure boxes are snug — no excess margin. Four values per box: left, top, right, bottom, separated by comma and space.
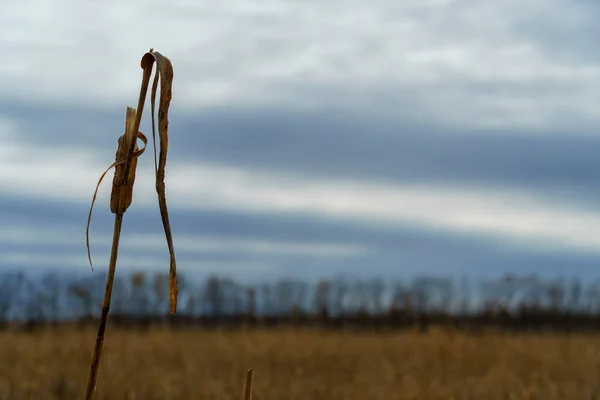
2, 327, 600, 399
3, 269, 600, 399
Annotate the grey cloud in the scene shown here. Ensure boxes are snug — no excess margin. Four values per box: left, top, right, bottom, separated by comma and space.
171, 110, 600, 193
2, 195, 600, 282
6, 102, 600, 208
2, 0, 600, 131
510, 1, 600, 65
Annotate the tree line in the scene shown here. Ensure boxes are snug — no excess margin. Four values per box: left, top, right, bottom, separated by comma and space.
2, 269, 600, 333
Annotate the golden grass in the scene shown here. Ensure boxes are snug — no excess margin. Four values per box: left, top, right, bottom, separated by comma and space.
1, 327, 599, 399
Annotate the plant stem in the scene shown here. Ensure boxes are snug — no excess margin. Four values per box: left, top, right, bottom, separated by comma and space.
84, 212, 124, 400
242, 368, 254, 400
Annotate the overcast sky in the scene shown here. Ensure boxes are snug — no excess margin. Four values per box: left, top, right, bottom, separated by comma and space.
2, 0, 600, 283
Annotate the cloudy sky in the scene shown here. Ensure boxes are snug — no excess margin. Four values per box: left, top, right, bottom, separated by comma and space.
2, 0, 600, 283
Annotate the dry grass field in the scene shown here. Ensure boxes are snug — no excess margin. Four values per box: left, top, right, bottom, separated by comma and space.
1, 327, 600, 399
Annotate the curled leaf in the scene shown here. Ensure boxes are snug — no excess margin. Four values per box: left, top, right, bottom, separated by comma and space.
86, 132, 147, 271
143, 50, 178, 314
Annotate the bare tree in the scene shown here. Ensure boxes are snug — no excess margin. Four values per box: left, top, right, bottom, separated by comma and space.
274, 279, 308, 316
0, 270, 24, 329
411, 278, 432, 314
153, 272, 169, 314
259, 283, 274, 316
22, 279, 46, 330
130, 272, 149, 315
568, 278, 582, 312
204, 276, 224, 317
111, 275, 127, 315
313, 280, 330, 318
458, 276, 471, 314
389, 282, 407, 313
274, 279, 294, 315
246, 287, 256, 317
365, 279, 385, 314
331, 278, 349, 316
185, 294, 197, 315
40, 271, 63, 325
68, 279, 95, 319
585, 282, 600, 313
547, 279, 565, 312
68, 284, 91, 318
348, 280, 368, 314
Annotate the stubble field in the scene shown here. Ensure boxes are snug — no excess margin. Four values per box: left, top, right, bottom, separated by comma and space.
1, 327, 599, 399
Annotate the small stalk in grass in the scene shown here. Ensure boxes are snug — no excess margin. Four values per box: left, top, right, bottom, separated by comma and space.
241, 369, 254, 400
84, 49, 177, 400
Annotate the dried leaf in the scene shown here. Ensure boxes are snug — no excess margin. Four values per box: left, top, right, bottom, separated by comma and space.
86, 131, 147, 270
111, 107, 140, 214
144, 50, 178, 314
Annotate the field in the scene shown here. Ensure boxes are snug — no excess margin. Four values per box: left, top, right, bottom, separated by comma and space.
1, 327, 600, 399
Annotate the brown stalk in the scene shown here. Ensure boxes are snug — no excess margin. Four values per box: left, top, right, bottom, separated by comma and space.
84, 49, 177, 400
241, 369, 254, 400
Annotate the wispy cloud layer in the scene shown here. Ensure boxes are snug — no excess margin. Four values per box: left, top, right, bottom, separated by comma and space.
3, 0, 600, 131
2, 0, 600, 280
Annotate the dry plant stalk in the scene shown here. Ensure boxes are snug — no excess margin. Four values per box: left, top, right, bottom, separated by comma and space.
241, 369, 254, 400
84, 49, 178, 400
